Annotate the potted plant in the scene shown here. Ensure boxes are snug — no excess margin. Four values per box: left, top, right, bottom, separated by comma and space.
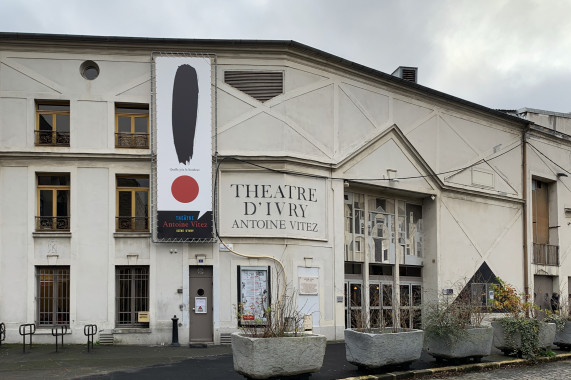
490, 278, 556, 360
231, 284, 326, 379
423, 284, 493, 363
344, 285, 424, 370
546, 295, 571, 350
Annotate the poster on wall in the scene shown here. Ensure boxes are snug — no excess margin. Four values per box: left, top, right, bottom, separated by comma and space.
238, 266, 270, 325
154, 55, 214, 241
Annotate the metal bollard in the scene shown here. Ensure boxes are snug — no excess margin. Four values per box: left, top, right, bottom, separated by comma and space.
18, 323, 36, 353
84, 324, 97, 352
171, 315, 180, 347
51, 325, 68, 353
0, 322, 5, 347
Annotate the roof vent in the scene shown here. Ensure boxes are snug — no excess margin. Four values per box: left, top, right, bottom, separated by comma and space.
391, 66, 418, 84
224, 71, 283, 102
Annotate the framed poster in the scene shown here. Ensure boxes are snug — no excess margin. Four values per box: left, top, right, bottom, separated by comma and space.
194, 297, 207, 314
237, 266, 270, 325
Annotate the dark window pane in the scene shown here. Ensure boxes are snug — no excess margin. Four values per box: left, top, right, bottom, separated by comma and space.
118, 191, 132, 216
40, 190, 53, 216
39, 114, 53, 130
369, 284, 380, 306
350, 284, 361, 307
56, 190, 69, 216
400, 285, 410, 306
116, 107, 148, 114
134, 117, 148, 133
134, 191, 148, 218
118, 117, 131, 133
38, 175, 69, 186
412, 285, 422, 306
56, 114, 70, 132
382, 284, 392, 307
117, 176, 149, 188
37, 104, 69, 111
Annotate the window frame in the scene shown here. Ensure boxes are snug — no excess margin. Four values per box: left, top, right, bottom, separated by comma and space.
35, 101, 70, 146
115, 104, 149, 148
36, 266, 70, 327
115, 266, 150, 328
116, 175, 150, 232
36, 173, 70, 231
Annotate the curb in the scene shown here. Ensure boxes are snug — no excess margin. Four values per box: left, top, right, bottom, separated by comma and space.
337, 352, 571, 379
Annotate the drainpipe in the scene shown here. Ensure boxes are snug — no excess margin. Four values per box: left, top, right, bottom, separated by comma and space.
522, 123, 531, 312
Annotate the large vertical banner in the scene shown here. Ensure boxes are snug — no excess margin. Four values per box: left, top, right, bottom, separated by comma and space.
155, 56, 213, 240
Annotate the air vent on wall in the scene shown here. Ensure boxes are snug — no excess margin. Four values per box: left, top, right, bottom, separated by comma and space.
391, 66, 418, 84
224, 71, 283, 102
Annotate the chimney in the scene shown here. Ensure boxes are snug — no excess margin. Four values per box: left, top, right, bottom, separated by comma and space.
391, 66, 418, 84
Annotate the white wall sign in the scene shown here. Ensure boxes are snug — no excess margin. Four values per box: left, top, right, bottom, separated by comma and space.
220, 172, 327, 240
299, 276, 318, 295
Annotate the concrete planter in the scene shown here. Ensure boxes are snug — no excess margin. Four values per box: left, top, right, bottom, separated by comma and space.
491, 320, 555, 354
344, 328, 424, 370
554, 320, 571, 350
424, 326, 493, 362
231, 332, 326, 379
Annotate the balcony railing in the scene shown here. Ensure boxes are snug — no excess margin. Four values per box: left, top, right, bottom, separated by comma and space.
115, 133, 149, 148
116, 216, 149, 232
35, 131, 70, 146
533, 243, 559, 266
36, 216, 70, 231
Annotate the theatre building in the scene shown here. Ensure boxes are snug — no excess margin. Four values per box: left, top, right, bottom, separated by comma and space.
1, 33, 570, 345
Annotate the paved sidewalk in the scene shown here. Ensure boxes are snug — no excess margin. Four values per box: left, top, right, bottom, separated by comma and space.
0, 342, 570, 379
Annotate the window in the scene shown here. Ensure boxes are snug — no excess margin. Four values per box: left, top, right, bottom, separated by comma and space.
115, 104, 149, 148
531, 179, 559, 265
36, 174, 70, 231
116, 175, 149, 232
116, 266, 149, 328
471, 283, 494, 307
400, 283, 422, 329
35, 102, 70, 146
36, 266, 70, 327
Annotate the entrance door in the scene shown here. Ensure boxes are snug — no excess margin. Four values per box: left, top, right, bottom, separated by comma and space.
189, 265, 213, 343
534, 275, 553, 312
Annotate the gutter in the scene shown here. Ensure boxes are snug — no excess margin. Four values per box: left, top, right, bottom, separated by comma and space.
522, 123, 531, 310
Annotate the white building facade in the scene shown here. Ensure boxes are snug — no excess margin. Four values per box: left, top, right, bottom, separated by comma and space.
0, 33, 570, 345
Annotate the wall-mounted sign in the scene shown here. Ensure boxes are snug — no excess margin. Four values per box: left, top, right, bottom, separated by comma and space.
299, 276, 318, 295
219, 172, 327, 240
194, 297, 207, 314
154, 55, 214, 241
137, 311, 150, 322
238, 266, 270, 325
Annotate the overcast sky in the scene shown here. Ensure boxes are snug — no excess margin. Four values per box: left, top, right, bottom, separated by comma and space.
2, 0, 571, 112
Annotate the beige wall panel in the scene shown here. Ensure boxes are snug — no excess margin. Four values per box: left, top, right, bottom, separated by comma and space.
340, 83, 390, 129
0, 97, 27, 149
437, 120, 479, 173
74, 100, 107, 148
393, 98, 434, 133
0, 166, 29, 323
272, 84, 334, 154
338, 89, 377, 155
285, 67, 328, 92
404, 116, 438, 169
75, 168, 109, 322
115, 238, 151, 261
341, 138, 434, 192
34, 237, 71, 262
217, 88, 255, 127
0, 62, 58, 94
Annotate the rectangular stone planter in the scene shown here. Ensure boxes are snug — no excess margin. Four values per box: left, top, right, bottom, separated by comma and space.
554, 320, 571, 350
424, 326, 493, 361
344, 328, 424, 369
231, 332, 326, 379
491, 320, 555, 354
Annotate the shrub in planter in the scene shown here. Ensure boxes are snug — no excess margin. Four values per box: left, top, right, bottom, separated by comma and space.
232, 285, 326, 379
491, 278, 555, 360
546, 300, 571, 350
423, 283, 493, 362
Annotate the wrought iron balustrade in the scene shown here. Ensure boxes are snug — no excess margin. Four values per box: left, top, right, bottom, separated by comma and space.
115, 133, 149, 148
35, 131, 70, 146
532, 243, 559, 266
36, 216, 70, 231
116, 216, 149, 232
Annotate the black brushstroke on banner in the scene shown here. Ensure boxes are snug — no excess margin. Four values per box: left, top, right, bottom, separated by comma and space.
172, 64, 199, 164
157, 211, 213, 240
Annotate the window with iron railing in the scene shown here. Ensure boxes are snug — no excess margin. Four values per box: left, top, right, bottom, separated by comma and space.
115, 104, 149, 148
36, 266, 70, 327
116, 266, 149, 328
36, 102, 70, 146
116, 175, 149, 232
36, 174, 70, 231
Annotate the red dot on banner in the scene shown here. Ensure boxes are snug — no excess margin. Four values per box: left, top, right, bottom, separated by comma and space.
171, 176, 199, 203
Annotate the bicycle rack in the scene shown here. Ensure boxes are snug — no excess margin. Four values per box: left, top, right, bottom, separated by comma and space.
84, 324, 97, 352
51, 325, 68, 353
19, 323, 36, 353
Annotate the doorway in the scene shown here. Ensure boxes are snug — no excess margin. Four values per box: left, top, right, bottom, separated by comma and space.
189, 265, 213, 343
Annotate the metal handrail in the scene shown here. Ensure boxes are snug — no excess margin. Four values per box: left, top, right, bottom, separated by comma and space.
35, 216, 70, 231
35, 130, 70, 146
115, 132, 149, 148
116, 216, 149, 232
